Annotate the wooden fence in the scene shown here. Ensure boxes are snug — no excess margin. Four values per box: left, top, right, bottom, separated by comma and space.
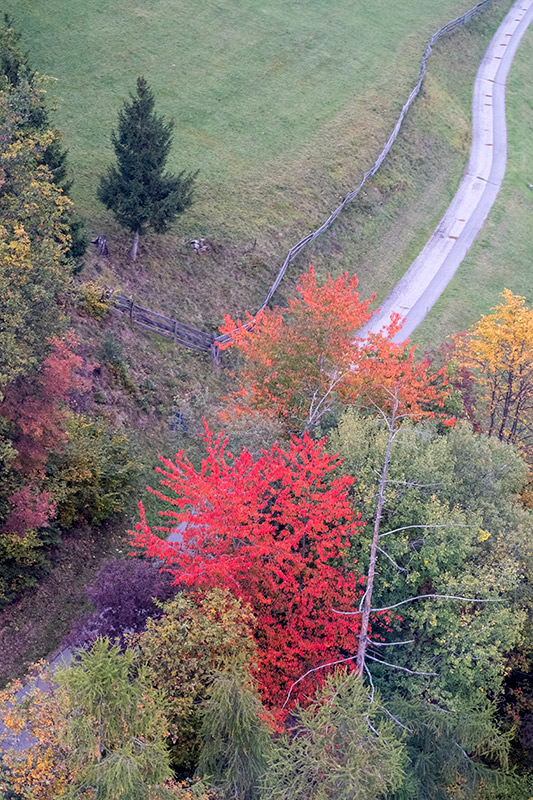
112, 295, 220, 364
214, 0, 493, 346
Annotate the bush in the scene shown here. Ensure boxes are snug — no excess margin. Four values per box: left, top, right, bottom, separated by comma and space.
45, 412, 138, 528
67, 557, 177, 648
0, 530, 47, 608
78, 281, 112, 319
137, 588, 257, 771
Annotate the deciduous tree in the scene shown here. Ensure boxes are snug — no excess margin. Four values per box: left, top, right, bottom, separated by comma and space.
329, 411, 529, 798
133, 428, 369, 709
454, 290, 533, 457
218, 267, 449, 434
136, 588, 258, 770
0, 645, 209, 800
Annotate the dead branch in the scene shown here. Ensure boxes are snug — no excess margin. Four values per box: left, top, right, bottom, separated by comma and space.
281, 653, 359, 710
369, 639, 415, 647
333, 594, 504, 615
376, 545, 408, 574
379, 523, 472, 539
366, 654, 437, 676
379, 705, 414, 733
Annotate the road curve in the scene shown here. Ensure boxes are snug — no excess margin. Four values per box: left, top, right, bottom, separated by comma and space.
361, 0, 533, 341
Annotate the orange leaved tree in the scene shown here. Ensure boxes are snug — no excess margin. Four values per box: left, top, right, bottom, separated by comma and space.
218, 267, 449, 433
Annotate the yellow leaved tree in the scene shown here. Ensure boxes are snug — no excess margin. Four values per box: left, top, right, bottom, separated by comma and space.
455, 290, 533, 457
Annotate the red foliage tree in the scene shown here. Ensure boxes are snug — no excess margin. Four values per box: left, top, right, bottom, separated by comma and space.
132, 428, 378, 709
218, 267, 449, 431
0, 332, 84, 474
1, 485, 56, 536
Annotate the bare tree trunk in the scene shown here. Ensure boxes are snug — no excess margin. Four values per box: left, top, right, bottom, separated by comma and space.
356, 393, 398, 675
498, 369, 514, 441
131, 230, 139, 262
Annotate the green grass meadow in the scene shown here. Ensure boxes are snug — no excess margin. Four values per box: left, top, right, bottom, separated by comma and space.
7, 0, 493, 216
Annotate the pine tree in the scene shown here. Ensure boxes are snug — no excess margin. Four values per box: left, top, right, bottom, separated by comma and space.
57, 638, 174, 799
98, 76, 197, 260
198, 669, 272, 800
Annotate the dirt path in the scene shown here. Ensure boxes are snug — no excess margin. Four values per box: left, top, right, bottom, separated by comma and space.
361, 0, 533, 341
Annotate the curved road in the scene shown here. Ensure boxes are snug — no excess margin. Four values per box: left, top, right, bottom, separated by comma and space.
362, 0, 533, 341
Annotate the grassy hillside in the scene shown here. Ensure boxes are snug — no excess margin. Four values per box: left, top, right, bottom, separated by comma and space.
5, 0, 513, 320
1, 0, 512, 445
414, 22, 533, 344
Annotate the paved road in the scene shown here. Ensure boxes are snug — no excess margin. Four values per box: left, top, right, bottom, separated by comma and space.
361, 0, 533, 341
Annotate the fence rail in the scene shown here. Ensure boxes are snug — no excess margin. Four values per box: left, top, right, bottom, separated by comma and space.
214, 0, 493, 346
112, 295, 220, 363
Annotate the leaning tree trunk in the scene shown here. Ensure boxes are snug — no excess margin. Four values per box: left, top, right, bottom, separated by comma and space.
131, 230, 139, 262
355, 393, 398, 676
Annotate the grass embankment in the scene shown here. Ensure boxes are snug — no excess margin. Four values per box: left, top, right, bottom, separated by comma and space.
414, 23, 533, 345
0, 526, 128, 687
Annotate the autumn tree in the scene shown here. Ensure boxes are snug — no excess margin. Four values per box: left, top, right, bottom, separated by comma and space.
0, 645, 210, 800
0, 16, 86, 257
218, 267, 449, 435
0, 333, 83, 476
66, 557, 177, 649
0, 79, 73, 394
0, 334, 136, 606
136, 588, 258, 769
454, 290, 533, 456
133, 428, 369, 709
98, 76, 197, 261
0, 660, 70, 800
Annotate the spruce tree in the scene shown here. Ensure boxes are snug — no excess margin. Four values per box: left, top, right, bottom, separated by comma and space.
98, 76, 197, 260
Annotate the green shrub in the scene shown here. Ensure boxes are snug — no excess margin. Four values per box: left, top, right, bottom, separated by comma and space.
78, 280, 112, 319
45, 412, 138, 528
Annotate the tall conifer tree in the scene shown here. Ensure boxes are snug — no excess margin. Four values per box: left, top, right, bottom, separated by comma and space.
98, 76, 197, 260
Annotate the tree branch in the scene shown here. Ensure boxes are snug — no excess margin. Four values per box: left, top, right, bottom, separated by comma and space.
379, 705, 414, 733
333, 593, 503, 615
368, 594, 504, 613
364, 662, 375, 704
376, 545, 407, 574
281, 654, 358, 710
366, 654, 437, 676
379, 523, 472, 539
369, 639, 415, 647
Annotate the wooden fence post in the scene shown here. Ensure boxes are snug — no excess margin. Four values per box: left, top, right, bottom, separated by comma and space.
211, 338, 221, 369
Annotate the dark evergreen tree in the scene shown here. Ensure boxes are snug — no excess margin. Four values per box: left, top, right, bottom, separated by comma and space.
98, 76, 197, 260
0, 14, 25, 86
